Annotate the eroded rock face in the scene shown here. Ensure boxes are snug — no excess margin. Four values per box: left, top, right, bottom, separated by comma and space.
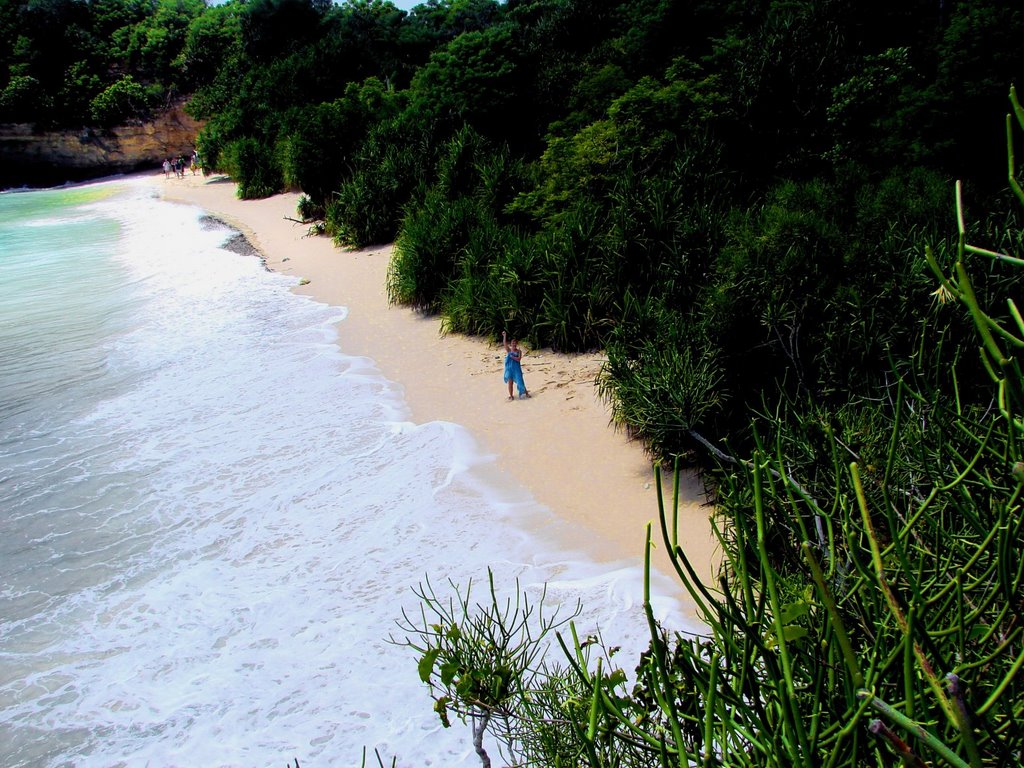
0, 102, 203, 188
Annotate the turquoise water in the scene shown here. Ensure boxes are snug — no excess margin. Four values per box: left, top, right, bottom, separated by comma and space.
0, 186, 132, 425
0, 178, 683, 767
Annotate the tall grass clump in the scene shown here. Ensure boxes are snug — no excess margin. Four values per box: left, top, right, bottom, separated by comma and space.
440, 219, 534, 340
326, 118, 427, 248
598, 293, 726, 457
389, 127, 531, 320
531, 201, 617, 351
226, 136, 282, 199
388, 191, 479, 310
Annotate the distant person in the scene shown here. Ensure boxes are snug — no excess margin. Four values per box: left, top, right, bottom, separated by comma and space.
502, 330, 529, 401
190, 151, 199, 175
162, 158, 171, 179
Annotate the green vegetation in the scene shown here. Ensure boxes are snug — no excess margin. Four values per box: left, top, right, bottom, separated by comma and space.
166, 0, 1024, 463
5, 2, 1021, 460
5, 1, 1024, 763
397, 141, 1024, 763
0, 0, 205, 126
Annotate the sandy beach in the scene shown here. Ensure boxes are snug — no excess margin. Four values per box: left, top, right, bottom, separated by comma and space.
155, 171, 719, 608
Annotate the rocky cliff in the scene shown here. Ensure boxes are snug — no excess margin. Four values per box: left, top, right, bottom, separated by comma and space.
0, 102, 203, 189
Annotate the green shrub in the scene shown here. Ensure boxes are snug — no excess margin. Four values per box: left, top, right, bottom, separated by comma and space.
441, 218, 533, 339
89, 75, 149, 125
296, 194, 323, 222
325, 118, 426, 248
598, 294, 726, 458
387, 190, 477, 309
531, 202, 616, 352
0, 75, 53, 122
225, 136, 282, 199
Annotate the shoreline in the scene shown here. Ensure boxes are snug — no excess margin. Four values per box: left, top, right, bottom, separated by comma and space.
152, 171, 719, 612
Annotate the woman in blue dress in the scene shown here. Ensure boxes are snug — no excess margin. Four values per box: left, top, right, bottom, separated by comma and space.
502, 330, 530, 400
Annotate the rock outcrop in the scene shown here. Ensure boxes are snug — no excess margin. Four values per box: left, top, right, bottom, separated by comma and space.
0, 101, 203, 189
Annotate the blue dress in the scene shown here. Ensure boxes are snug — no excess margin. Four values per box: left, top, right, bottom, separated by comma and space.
504, 349, 527, 396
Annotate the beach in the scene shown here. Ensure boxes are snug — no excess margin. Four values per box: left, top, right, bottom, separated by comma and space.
156, 171, 719, 598
5, 178, 723, 765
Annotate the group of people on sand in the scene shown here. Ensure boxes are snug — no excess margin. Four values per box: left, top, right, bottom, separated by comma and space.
162, 151, 200, 179
502, 330, 530, 401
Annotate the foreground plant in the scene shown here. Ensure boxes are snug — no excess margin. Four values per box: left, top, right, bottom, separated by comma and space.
391, 570, 588, 767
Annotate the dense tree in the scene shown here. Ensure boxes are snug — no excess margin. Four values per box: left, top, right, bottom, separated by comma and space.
927, 0, 1024, 182
89, 73, 148, 125
179, 1, 244, 93
325, 0, 413, 87
122, 0, 205, 86
239, 0, 331, 63
279, 76, 404, 203
407, 0, 501, 40
0, 74, 50, 121
407, 25, 527, 143
0, 0, 203, 125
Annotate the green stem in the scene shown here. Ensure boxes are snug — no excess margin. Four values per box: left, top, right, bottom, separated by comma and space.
1008, 112, 1024, 207
801, 542, 863, 689
852, 463, 956, 725
703, 651, 720, 768
754, 456, 811, 767
976, 642, 1024, 716
644, 523, 689, 765
857, 691, 970, 768
953, 235, 1007, 367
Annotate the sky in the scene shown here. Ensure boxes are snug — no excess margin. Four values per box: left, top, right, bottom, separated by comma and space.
208, 0, 426, 12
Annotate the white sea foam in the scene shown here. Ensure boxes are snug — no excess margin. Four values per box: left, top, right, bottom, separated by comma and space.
0, 180, 694, 768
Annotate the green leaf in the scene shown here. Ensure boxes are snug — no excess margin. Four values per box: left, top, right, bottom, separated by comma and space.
779, 600, 811, 624
782, 625, 809, 643
418, 648, 441, 684
606, 669, 628, 688
434, 695, 451, 728
764, 624, 809, 649
440, 660, 460, 686
455, 673, 471, 697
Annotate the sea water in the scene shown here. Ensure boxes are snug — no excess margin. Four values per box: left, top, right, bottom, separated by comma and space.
0, 178, 691, 768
